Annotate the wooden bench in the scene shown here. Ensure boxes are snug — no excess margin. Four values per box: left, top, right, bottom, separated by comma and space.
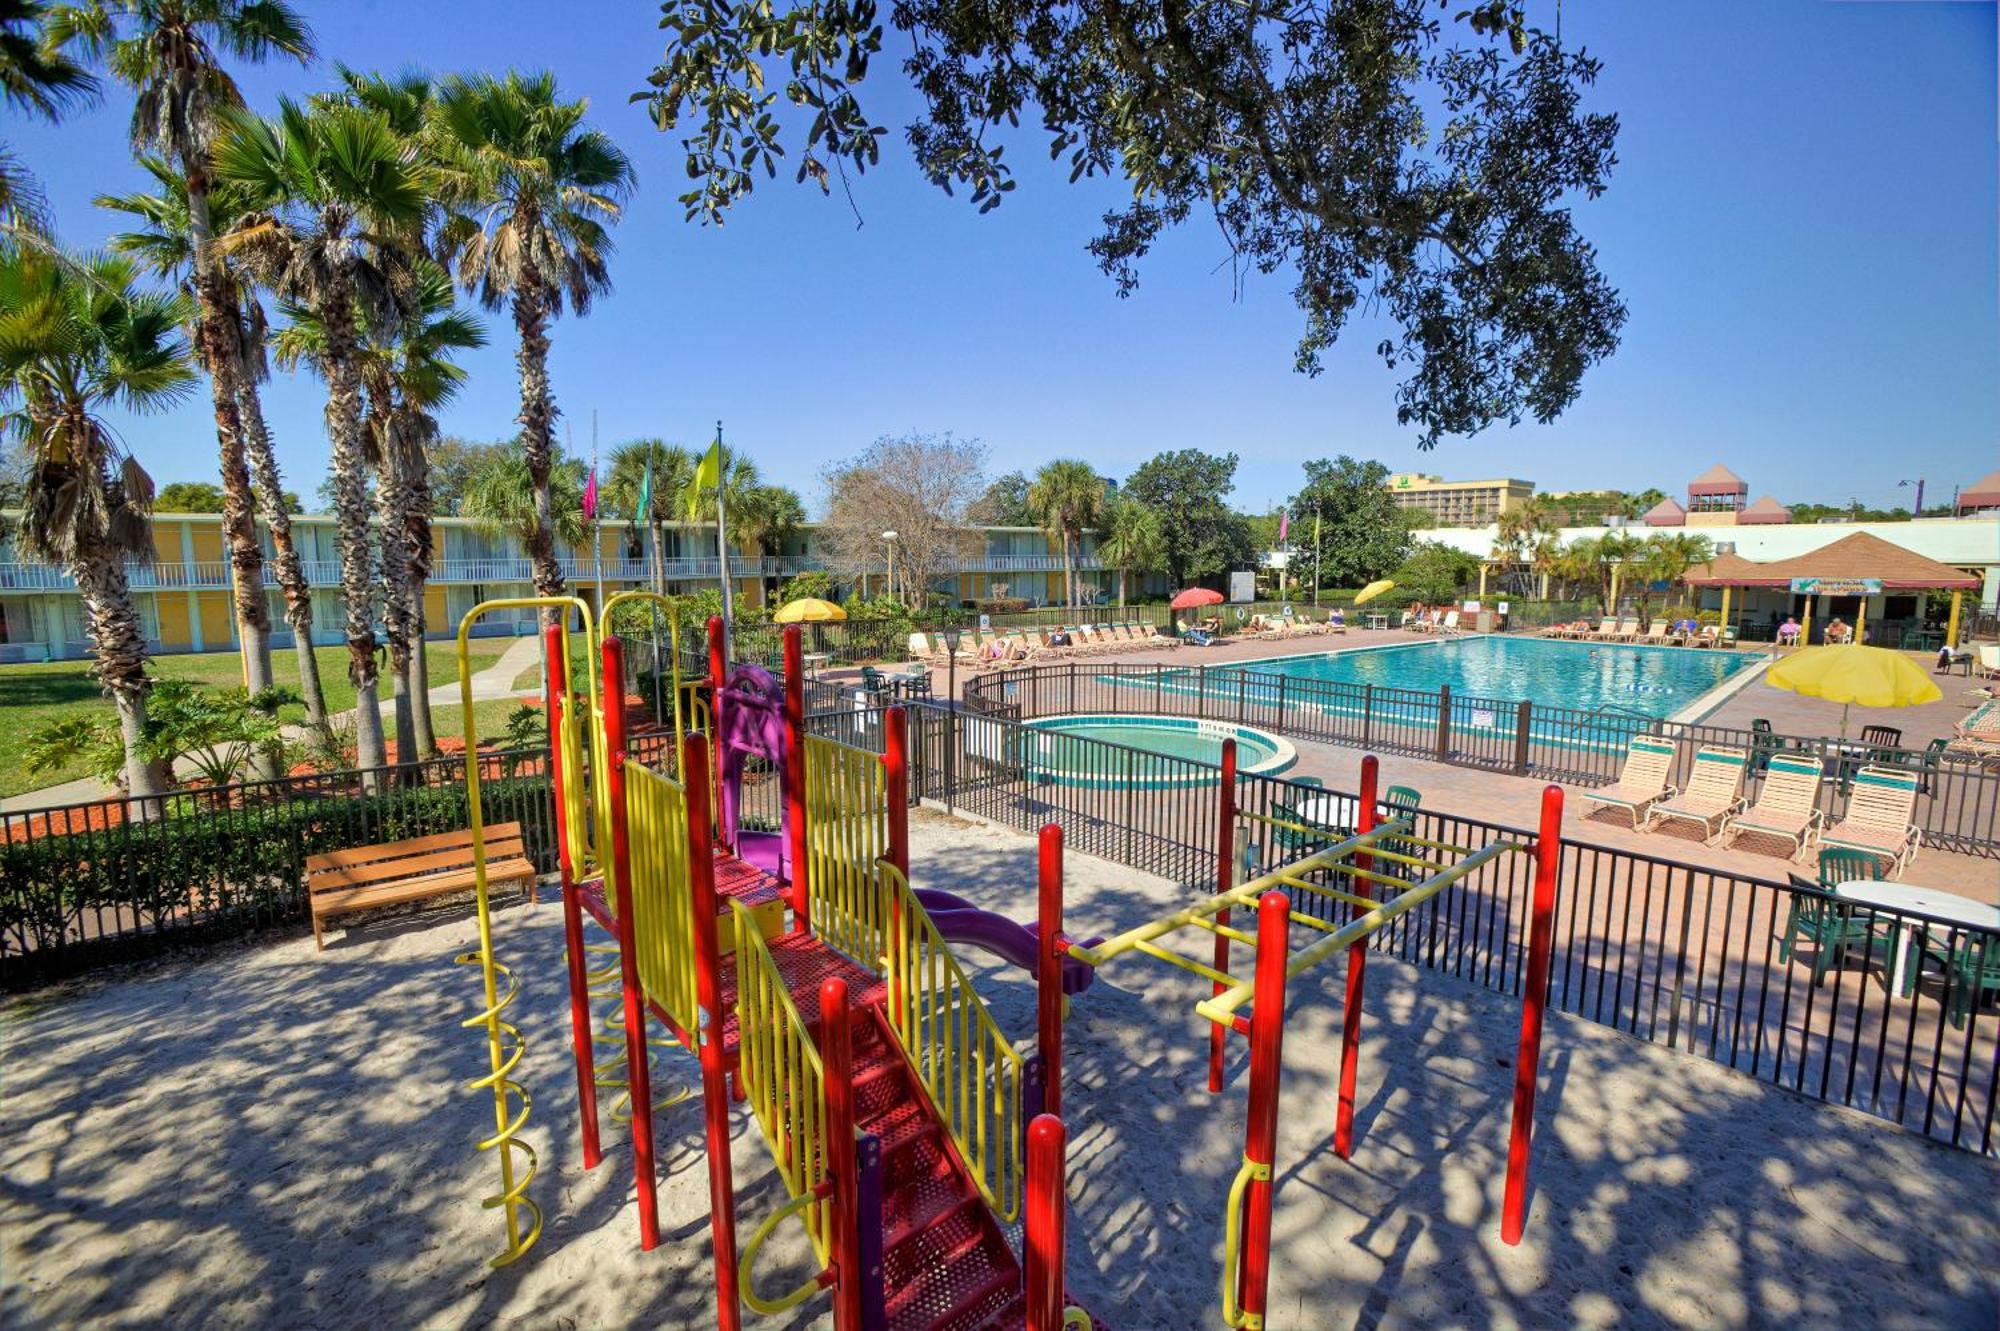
306, 824, 536, 950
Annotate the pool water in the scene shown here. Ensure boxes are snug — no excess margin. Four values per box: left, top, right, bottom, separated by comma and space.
1021, 715, 1296, 787
1227, 636, 1760, 720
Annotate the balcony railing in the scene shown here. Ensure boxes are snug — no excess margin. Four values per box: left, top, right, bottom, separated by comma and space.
0, 548, 1104, 594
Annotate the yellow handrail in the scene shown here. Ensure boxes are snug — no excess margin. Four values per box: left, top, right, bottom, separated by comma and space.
624, 759, 699, 1040
804, 734, 893, 968
737, 1191, 829, 1315
879, 858, 1027, 1221
1219, 1153, 1272, 1330
455, 595, 593, 1269
733, 901, 833, 1262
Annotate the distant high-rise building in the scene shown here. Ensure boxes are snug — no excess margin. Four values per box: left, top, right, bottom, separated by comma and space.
1382, 473, 1535, 527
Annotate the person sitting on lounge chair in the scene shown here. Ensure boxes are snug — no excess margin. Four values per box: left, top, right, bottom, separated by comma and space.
1048, 627, 1072, 647
1329, 608, 1345, 627
1824, 617, 1851, 645
1777, 616, 1801, 646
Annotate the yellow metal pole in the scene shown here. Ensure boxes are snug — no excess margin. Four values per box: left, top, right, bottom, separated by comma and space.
1719, 585, 1731, 637
454, 594, 594, 1268
1478, 563, 1489, 598
1854, 596, 1867, 646
1801, 594, 1814, 647
1946, 589, 1963, 648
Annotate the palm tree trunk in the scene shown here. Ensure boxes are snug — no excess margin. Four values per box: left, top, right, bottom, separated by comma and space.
320, 292, 387, 781
372, 398, 417, 770
187, 184, 275, 710
1063, 535, 1077, 609
511, 282, 564, 618
236, 375, 329, 725
404, 445, 437, 759
1118, 566, 1128, 607
72, 553, 168, 807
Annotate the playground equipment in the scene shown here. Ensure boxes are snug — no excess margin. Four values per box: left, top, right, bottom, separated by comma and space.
1029, 744, 1566, 1327
452, 595, 1562, 1326
459, 594, 1093, 1328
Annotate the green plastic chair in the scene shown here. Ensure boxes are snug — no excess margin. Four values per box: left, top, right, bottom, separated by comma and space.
1778, 848, 1891, 987
1937, 935, 2000, 1029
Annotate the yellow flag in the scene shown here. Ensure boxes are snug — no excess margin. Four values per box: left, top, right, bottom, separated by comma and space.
694, 438, 722, 494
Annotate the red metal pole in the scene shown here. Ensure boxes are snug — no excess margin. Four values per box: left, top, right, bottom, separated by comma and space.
1208, 737, 1239, 1093
1239, 890, 1290, 1327
685, 733, 741, 1327
883, 707, 910, 1016
1036, 824, 1065, 1118
883, 707, 910, 881
1502, 785, 1564, 1245
707, 613, 729, 848
1335, 754, 1379, 1159
1024, 1113, 1068, 1331
783, 624, 810, 934
548, 624, 600, 1169
821, 977, 862, 1331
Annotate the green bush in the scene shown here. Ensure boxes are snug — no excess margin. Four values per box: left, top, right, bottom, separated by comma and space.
0, 773, 554, 973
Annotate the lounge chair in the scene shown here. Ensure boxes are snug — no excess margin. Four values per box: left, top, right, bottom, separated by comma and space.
1577, 735, 1678, 829
1640, 621, 1670, 645
1820, 765, 1921, 878
1437, 610, 1462, 636
1644, 745, 1749, 842
1719, 753, 1825, 860
1609, 619, 1640, 642
1587, 618, 1618, 641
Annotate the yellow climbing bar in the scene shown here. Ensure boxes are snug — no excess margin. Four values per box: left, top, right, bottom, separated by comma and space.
1219, 1152, 1273, 1331
455, 595, 593, 1269
804, 734, 893, 970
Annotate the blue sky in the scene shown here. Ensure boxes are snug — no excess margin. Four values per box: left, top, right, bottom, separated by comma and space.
13, 0, 1997, 516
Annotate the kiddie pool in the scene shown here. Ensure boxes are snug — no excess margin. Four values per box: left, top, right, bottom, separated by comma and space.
1020, 714, 1297, 788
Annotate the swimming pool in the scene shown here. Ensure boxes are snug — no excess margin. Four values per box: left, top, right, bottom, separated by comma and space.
1021, 715, 1297, 787
1219, 636, 1763, 721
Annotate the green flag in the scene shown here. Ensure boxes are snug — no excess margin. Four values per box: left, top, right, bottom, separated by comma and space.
636, 453, 653, 520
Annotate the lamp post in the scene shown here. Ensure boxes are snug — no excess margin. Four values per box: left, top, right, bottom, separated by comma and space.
1898, 478, 1925, 520
940, 624, 962, 807
882, 530, 899, 605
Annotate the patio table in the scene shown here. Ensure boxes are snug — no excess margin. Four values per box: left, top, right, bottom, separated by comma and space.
1831, 880, 2000, 995
1365, 613, 1389, 631
802, 652, 831, 678
1293, 794, 1396, 835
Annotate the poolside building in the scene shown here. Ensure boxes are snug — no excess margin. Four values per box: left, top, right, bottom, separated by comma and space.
1959, 469, 2000, 518
1683, 531, 1984, 648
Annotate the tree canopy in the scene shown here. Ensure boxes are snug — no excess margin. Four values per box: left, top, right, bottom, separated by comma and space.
1120, 448, 1253, 589
1288, 455, 1409, 587
637, 0, 1624, 444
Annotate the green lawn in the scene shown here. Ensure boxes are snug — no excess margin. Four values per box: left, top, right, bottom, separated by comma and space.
0, 640, 516, 800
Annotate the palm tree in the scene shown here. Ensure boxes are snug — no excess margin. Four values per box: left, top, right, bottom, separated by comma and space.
2, 0, 99, 235
463, 453, 587, 554
431, 69, 633, 616
1027, 459, 1105, 609
736, 483, 804, 609
276, 261, 482, 760
602, 438, 692, 594
1098, 498, 1164, 606
54, 0, 315, 701
1632, 532, 1714, 629
215, 96, 425, 777
96, 155, 329, 728
0, 246, 194, 800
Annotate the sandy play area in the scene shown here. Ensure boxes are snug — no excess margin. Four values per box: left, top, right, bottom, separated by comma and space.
4, 810, 1996, 1330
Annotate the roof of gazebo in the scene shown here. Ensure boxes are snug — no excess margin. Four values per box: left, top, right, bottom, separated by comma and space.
1642, 497, 1686, 526
1687, 464, 1748, 497
1738, 495, 1791, 525
1961, 468, 2000, 508
1684, 531, 1980, 590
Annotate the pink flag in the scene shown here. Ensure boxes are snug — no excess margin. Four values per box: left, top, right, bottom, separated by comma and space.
1277, 508, 1289, 543
582, 467, 598, 521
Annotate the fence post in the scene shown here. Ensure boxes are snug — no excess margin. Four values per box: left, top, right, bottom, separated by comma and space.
1435, 683, 1453, 762
1208, 738, 1239, 1094
1514, 699, 1533, 775
783, 625, 810, 935
1236, 890, 1291, 1328
1037, 824, 1065, 1116
1335, 754, 1379, 1159
1025, 1114, 1069, 1331
1275, 673, 1286, 726
1502, 785, 1564, 1245
1361, 682, 1373, 747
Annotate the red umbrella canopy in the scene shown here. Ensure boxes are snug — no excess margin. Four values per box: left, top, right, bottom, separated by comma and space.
1171, 587, 1225, 610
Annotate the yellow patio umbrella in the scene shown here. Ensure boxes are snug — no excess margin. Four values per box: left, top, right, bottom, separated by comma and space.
772, 597, 847, 624
1764, 644, 1941, 737
1353, 579, 1396, 606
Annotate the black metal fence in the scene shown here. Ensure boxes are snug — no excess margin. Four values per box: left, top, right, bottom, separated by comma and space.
900, 701, 2000, 1155
963, 662, 2000, 858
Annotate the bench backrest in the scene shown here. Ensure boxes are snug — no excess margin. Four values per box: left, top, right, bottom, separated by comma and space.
1841, 766, 1919, 832
1751, 753, 1822, 817
306, 823, 527, 896
1619, 736, 1677, 792
1685, 747, 1748, 805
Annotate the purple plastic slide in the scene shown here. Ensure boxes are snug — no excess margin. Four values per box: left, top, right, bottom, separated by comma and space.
913, 888, 1098, 995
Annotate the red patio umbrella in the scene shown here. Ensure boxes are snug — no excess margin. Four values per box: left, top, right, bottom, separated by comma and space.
1170, 587, 1225, 610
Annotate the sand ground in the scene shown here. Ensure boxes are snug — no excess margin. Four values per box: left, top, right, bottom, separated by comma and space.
3, 812, 1996, 1330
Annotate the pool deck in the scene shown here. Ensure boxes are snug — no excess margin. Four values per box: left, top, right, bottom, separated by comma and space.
874, 627, 1996, 900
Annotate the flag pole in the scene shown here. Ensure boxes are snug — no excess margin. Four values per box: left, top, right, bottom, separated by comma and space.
1313, 511, 1322, 607
714, 420, 735, 631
